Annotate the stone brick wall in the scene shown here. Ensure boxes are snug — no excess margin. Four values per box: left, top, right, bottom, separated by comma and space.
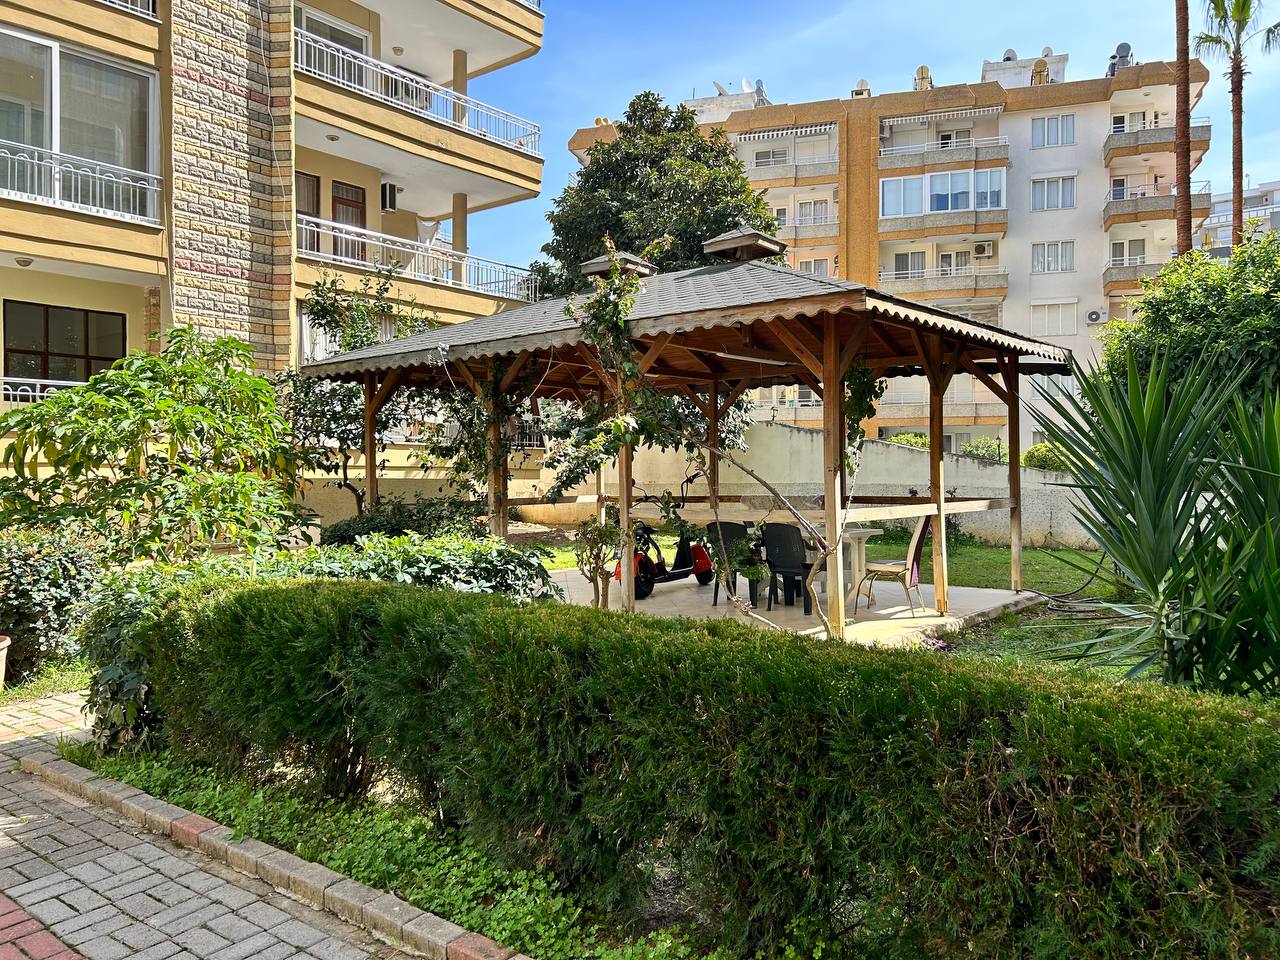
167, 0, 294, 371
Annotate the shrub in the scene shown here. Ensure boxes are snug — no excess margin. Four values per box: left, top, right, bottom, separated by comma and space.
80, 534, 559, 751
958, 436, 1007, 462
0, 528, 101, 683
882, 431, 929, 449
1021, 441, 1070, 472
127, 580, 1280, 958
320, 496, 486, 546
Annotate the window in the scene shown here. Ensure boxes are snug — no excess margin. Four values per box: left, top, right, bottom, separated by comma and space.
1031, 240, 1075, 273
0, 29, 155, 218
893, 251, 925, 279
331, 181, 366, 261
754, 148, 788, 167
1109, 238, 1145, 265
1030, 301, 1078, 336
3, 300, 125, 383
1111, 110, 1148, 133
773, 206, 787, 227
1031, 114, 1075, 148
928, 171, 970, 212
1031, 430, 1050, 446
798, 198, 830, 224
295, 5, 369, 53
296, 172, 320, 252
798, 258, 830, 277
1030, 374, 1075, 398
1031, 176, 1076, 210
974, 168, 1004, 209
939, 250, 970, 275
939, 129, 972, 149
880, 176, 923, 217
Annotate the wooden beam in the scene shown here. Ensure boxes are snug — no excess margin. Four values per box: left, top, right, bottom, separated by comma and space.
1004, 354, 1023, 592
837, 319, 871, 377
679, 384, 712, 417
451, 361, 482, 396
485, 391, 508, 539
708, 378, 721, 509
618, 442, 635, 611
925, 338, 949, 614
498, 351, 532, 393
767, 320, 825, 381
718, 379, 751, 415
678, 342, 797, 366
362, 375, 379, 509
635, 332, 673, 374
575, 343, 609, 384
673, 344, 716, 373
370, 368, 404, 414
796, 367, 824, 398
822, 313, 847, 635
961, 355, 1010, 404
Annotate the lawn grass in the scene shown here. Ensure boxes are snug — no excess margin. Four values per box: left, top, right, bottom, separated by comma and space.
0, 659, 89, 707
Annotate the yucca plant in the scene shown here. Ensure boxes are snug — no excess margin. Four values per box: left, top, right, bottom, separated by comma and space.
1031, 354, 1280, 694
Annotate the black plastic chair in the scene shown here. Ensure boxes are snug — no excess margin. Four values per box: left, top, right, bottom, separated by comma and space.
706, 521, 759, 607
762, 523, 813, 616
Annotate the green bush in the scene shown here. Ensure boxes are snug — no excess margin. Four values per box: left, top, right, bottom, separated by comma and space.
320, 496, 486, 546
958, 436, 1007, 462
1021, 441, 1070, 472
127, 580, 1280, 958
882, 431, 929, 449
79, 534, 559, 751
0, 528, 101, 683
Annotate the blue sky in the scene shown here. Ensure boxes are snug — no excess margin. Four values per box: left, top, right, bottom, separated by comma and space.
465, 0, 1280, 268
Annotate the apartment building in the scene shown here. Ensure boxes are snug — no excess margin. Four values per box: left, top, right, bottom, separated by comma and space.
1197, 178, 1280, 258
571, 45, 1212, 449
0, 0, 543, 405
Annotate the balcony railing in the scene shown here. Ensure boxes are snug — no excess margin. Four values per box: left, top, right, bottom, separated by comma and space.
878, 135, 1008, 157
1202, 203, 1279, 228
1109, 115, 1210, 133
1106, 255, 1164, 268
786, 214, 839, 227
297, 215, 538, 302
96, 0, 156, 15
877, 264, 1008, 282
294, 31, 541, 157
1, 376, 85, 405
514, 0, 543, 9
0, 139, 161, 224
512, 418, 545, 450
1105, 180, 1211, 202
745, 153, 838, 170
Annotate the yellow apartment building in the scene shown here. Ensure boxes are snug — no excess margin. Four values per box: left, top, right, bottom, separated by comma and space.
0, 0, 543, 404
571, 45, 1212, 450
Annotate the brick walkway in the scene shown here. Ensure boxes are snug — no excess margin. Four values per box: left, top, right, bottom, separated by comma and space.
0, 695, 410, 960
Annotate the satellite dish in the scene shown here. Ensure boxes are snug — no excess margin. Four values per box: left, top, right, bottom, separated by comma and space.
856, 78, 869, 91
741, 77, 752, 93
1042, 46, 1053, 57
1117, 41, 1132, 58
713, 81, 730, 96
1003, 48, 1018, 62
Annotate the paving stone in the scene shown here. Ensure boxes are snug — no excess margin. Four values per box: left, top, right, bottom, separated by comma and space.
363, 893, 423, 940
402, 912, 465, 959
174, 927, 232, 958
446, 933, 515, 960
290, 861, 343, 906
255, 849, 309, 890
223, 838, 276, 878
323, 880, 380, 926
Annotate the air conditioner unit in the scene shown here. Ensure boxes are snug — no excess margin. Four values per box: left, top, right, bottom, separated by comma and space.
380, 182, 399, 214
1086, 308, 1108, 324
973, 242, 993, 258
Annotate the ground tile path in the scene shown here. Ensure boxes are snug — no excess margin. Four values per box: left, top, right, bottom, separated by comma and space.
0, 694, 411, 960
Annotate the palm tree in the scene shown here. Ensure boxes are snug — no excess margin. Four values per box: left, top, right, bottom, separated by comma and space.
1196, 0, 1280, 246
1176, 0, 1193, 254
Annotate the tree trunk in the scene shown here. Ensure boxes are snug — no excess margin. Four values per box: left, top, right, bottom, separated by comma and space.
1174, 0, 1193, 254
1231, 51, 1245, 246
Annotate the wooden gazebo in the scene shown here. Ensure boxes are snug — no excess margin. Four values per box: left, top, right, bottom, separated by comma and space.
302, 228, 1070, 632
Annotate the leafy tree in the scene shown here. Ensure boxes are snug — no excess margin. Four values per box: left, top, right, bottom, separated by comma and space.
1021, 441, 1070, 472
1100, 230, 1280, 405
536, 91, 776, 295
276, 267, 435, 515
0, 328, 309, 563
1195, 0, 1280, 245
959, 435, 1008, 463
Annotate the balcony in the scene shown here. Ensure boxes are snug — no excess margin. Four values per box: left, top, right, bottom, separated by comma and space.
297, 215, 538, 303
1202, 204, 1280, 229
744, 154, 839, 181
1102, 180, 1211, 230
0, 139, 161, 225
878, 207, 1008, 239
294, 30, 541, 158
1103, 117, 1210, 165
1103, 255, 1166, 291
876, 264, 1009, 298
0, 376, 84, 407
878, 136, 1009, 170
777, 214, 840, 240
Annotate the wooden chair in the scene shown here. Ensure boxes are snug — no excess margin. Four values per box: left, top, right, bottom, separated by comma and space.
762, 523, 813, 616
854, 515, 931, 616
706, 521, 758, 607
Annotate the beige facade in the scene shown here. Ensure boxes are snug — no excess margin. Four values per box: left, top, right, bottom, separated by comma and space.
0, 0, 543, 403
571, 47, 1212, 448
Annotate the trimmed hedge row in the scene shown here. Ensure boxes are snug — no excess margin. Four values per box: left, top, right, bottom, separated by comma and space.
134, 580, 1280, 958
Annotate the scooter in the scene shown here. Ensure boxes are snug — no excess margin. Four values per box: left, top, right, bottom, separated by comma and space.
623, 520, 715, 601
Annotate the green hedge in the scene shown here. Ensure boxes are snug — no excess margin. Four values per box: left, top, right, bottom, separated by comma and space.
320, 496, 486, 546
127, 580, 1280, 958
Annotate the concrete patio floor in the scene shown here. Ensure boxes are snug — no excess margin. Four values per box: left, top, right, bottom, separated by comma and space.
550, 568, 1041, 647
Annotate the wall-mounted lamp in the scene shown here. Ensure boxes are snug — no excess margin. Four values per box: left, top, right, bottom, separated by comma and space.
14, 257, 33, 268
325, 133, 340, 142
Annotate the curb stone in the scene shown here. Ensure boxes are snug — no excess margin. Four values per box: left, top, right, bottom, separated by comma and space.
22, 752, 525, 959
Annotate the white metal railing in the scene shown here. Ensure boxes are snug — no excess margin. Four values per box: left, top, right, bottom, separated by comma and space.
1203, 203, 1279, 228
1105, 179, 1211, 202
878, 135, 1008, 157
877, 264, 1008, 282
792, 214, 839, 227
514, 0, 543, 9
512, 418, 545, 450
95, 0, 156, 14
1109, 115, 1210, 133
294, 31, 541, 157
0, 138, 161, 224
0, 376, 85, 405
297, 215, 538, 302
745, 153, 838, 170
1106, 255, 1165, 268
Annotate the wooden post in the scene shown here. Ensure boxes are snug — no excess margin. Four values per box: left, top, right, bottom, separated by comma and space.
485, 393, 508, 539
707, 378, 721, 509
618, 442, 635, 611
362, 375, 379, 510
822, 315, 847, 636
926, 342, 949, 614
1005, 355, 1023, 592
